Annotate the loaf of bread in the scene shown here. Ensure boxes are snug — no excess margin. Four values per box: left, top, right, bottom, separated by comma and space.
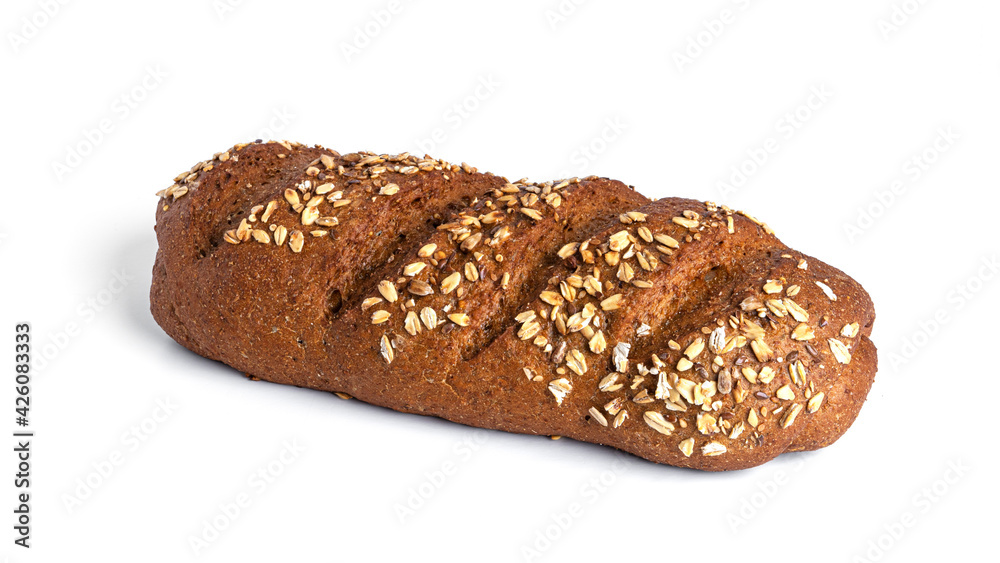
151, 140, 877, 471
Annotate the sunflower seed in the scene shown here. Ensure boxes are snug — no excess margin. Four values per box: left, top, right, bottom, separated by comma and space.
408, 280, 433, 296
684, 338, 705, 360
781, 403, 804, 428
460, 232, 483, 252
807, 392, 825, 413
380, 334, 394, 364
589, 407, 608, 427
717, 368, 733, 394
654, 233, 680, 249
315, 182, 335, 196
643, 411, 674, 435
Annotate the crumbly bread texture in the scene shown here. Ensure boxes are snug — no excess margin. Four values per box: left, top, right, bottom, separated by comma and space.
151, 140, 877, 471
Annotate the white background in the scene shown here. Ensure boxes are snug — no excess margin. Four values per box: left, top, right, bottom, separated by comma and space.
2, 0, 997, 561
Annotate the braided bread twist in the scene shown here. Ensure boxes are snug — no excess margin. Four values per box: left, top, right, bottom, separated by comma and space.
151, 141, 877, 471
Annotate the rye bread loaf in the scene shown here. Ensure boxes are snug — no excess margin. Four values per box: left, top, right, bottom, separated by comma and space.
151, 140, 877, 471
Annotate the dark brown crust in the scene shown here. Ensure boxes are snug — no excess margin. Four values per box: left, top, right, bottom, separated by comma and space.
151, 141, 878, 471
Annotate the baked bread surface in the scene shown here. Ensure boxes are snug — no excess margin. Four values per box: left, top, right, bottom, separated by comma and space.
151, 140, 877, 471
